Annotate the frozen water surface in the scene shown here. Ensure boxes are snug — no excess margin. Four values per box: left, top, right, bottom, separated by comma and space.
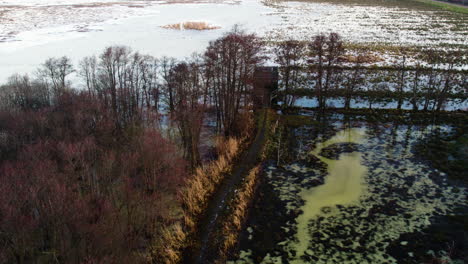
0, 1, 275, 82
1, 0, 467, 81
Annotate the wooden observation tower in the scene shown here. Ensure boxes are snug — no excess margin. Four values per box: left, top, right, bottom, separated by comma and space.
253, 66, 278, 109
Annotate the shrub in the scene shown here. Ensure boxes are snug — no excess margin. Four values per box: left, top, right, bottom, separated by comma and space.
162, 22, 220, 31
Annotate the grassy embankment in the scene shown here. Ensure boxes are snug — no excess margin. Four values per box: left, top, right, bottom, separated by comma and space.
413, 0, 468, 14
148, 131, 252, 263
211, 109, 279, 263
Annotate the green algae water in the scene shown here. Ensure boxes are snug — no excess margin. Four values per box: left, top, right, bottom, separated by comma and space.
229, 113, 467, 264
292, 128, 367, 261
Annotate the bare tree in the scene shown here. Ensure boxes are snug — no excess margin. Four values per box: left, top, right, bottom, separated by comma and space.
37, 56, 74, 99
169, 61, 206, 169
79, 46, 162, 128
410, 59, 423, 111
138, 54, 160, 114
309, 34, 326, 109
98, 46, 131, 125
435, 49, 465, 111
204, 27, 265, 136
343, 52, 367, 110
0, 74, 50, 111
308, 33, 344, 109
160, 56, 177, 113
274, 40, 306, 107
421, 49, 442, 111
323, 33, 345, 100
395, 47, 409, 110
79, 56, 99, 96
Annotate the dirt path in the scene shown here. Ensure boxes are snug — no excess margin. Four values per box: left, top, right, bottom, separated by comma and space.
187, 109, 268, 264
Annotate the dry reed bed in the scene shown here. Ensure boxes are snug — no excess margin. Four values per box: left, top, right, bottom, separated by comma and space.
161, 21, 220, 31
181, 136, 241, 231
214, 111, 279, 262
217, 165, 262, 263
148, 136, 244, 264
148, 112, 259, 263
340, 53, 384, 63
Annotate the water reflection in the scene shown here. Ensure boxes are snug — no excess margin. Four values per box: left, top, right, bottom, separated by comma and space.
291, 97, 468, 111
229, 113, 466, 264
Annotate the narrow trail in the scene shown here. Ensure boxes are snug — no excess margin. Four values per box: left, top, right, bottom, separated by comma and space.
189, 109, 268, 264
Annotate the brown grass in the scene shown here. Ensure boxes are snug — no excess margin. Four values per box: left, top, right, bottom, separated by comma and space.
213, 110, 277, 262
147, 136, 244, 264
146, 223, 186, 264
217, 165, 262, 262
146, 110, 274, 264
181, 136, 241, 230
162, 21, 220, 31
340, 53, 384, 64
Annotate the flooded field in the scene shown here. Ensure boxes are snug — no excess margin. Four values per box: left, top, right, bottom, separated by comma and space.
229, 112, 467, 264
1, 0, 467, 81
291, 97, 468, 111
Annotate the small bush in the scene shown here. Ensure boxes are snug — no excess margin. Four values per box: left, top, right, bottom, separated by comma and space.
162, 21, 220, 31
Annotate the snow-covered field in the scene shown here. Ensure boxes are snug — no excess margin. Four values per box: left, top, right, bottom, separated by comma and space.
264, 0, 468, 45
0, 0, 467, 82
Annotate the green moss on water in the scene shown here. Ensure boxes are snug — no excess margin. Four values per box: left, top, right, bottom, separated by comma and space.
230, 111, 467, 264
291, 128, 368, 262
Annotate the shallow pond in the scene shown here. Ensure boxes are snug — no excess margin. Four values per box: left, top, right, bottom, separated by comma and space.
229, 112, 467, 264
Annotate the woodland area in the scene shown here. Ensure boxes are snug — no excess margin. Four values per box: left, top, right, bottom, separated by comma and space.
0, 28, 262, 263
0, 29, 466, 264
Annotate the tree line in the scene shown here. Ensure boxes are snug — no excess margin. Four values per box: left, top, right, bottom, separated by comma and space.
274, 33, 467, 111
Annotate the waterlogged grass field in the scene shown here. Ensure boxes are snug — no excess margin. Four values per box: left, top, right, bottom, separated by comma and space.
264, 0, 468, 48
